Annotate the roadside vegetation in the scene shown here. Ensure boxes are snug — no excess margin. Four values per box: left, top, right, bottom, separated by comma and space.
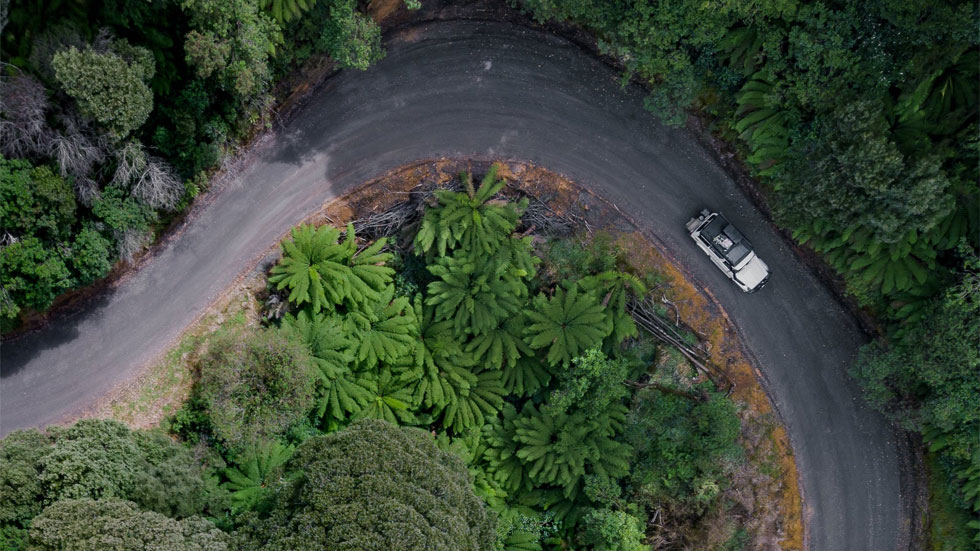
0, 168, 776, 550
516, 0, 979, 540
0, 0, 418, 332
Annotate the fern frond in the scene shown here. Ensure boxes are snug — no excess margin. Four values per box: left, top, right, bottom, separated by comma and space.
524, 286, 612, 367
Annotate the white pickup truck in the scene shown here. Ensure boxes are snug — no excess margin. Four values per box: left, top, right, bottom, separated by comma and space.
686, 209, 770, 293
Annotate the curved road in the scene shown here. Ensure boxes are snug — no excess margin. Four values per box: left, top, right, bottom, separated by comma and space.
2, 21, 913, 550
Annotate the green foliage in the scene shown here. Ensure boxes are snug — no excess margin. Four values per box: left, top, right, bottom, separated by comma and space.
426, 251, 528, 338
27, 499, 229, 551
69, 227, 114, 285
774, 101, 955, 282
0, 236, 72, 318
317, 0, 385, 70
853, 253, 979, 516
579, 508, 650, 551
92, 185, 157, 235
0, 420, 209, 532
241, 419, 496, 551
415, 165, 526, 257
0, 430, 55, 527
196, 326, 316, 452
222, 440, 295, 513
524, 286, 612, 367
0, 160, 76, 241
269, 224, 394, 313
51, 43, 155, 139
549, 349, 632, 421
626, 388, 742, 513
180, 0, 280, 102
343, 283, 417, 369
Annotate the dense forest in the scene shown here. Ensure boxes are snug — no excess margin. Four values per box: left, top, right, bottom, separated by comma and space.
2, 0, 977, 546
516, 0, 979, 544
0, 0, 406, 331
0, 169, 761, 550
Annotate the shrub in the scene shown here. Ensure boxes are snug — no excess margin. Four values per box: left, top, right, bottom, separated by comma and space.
28, 499, 228, 551
196, 327, 316, 452
625, 388, 742, 514
239, 419, 496, 551
51, 43, 154, 139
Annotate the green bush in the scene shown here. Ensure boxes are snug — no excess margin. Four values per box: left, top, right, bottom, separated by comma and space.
28, 499, 229, 551
196, 327, 316, 452
51, 43, 155, 139
625, 388, 742, 514
239, 419, 496, 551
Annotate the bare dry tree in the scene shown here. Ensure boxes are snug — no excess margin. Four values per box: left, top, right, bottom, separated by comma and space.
133, 156, 182, 211
111, 140, 148, 187
47, 116, 106, 205
0, 72, 51, 158
72, 175, 102, 206
111, 140, 182, 210
115, 228, 151, 262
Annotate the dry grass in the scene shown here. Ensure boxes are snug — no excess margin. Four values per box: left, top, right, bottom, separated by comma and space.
81, 275, 267, 430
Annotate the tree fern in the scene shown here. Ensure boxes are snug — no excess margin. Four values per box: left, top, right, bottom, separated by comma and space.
280, 310, 372, 424
578, 271, 646, 345
269, 223, 393, 313
222, 440, 295, 513
484, 403, 534, 495
268, 224, 348, 313
343, 284, 418, 369
718, 27, 766, 76
503, 531, 542, 551
261, 0, 313, 25
344, 225, 395, 310
734, 72, 791, 173
512, 403, 591, 497
354, 367, 417, 425
426, 252, 526, 337
409, 296, 477, 410
414, 164, 527, 257
501, 355, 554, 398
281, 310, 352, 374
468, 314, 532, 371
524, 286, 612, 367
440, 367, 506, 434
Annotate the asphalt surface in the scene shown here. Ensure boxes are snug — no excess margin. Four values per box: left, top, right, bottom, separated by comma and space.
1, 21, 914, 550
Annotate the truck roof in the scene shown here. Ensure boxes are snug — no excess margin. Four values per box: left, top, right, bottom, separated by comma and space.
701, 214, 752, 266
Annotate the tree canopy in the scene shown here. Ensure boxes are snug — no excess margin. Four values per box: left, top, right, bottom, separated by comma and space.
240, 419, 497, 551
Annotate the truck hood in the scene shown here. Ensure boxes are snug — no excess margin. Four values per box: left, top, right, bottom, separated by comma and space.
735, 255, 769, 290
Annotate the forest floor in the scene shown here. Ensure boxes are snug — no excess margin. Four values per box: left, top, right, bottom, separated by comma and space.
83, 159, 803, 550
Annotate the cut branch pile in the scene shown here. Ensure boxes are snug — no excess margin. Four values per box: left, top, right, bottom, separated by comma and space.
628, 295, 735, 395
349, 173, 584, 248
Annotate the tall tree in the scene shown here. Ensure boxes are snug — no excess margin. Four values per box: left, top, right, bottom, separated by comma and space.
51, 41, 155, 139
238, 419, 496, 551
28, 499, 229, 551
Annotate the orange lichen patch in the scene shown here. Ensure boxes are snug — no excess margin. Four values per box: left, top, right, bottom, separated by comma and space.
775, 425, 805, 550
367, 0, 405, 22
